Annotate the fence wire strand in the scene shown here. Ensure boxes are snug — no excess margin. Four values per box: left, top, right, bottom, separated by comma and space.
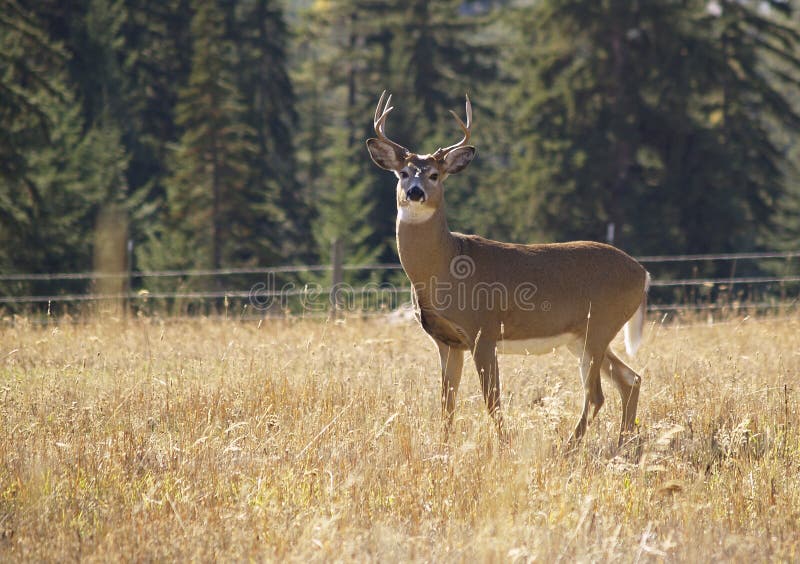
1, 250, 798, 312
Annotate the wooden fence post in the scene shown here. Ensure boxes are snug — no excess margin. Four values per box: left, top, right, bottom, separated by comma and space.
330, 238, 344, 319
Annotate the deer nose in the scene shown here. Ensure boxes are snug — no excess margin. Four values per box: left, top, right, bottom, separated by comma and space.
406, 186, 426, 202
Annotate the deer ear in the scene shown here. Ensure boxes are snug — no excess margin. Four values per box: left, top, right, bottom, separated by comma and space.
366, 138, 406, 171
442, 146, 476, 175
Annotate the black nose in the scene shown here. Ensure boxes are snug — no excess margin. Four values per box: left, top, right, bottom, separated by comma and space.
406, 186, 426, 202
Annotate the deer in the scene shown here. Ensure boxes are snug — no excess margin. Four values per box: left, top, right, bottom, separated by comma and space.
366, 91, 650, 448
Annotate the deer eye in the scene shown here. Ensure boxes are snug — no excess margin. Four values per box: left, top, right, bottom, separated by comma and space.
399, 170, 409, 179
429, 172, 439, 181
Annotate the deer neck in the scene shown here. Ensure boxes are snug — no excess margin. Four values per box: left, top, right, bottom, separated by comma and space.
396, 205, 458, 301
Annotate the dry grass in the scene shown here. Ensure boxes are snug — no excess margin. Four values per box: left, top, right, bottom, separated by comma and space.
1, 313, 799, 562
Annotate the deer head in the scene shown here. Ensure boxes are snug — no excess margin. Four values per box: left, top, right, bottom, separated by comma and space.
366, 91, 476, 223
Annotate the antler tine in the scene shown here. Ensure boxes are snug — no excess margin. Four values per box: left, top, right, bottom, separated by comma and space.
433, 94, 473, 160
374, 101, 394, 135
374, 90, 391, 127
374, 90, 385, 123
373, 90, 409, 156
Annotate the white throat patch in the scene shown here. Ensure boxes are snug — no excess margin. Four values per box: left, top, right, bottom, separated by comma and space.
397, 203, 435, 224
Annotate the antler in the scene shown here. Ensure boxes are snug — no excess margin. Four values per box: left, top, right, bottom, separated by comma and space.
432, 94, 472, 161
373, 90, 410, 158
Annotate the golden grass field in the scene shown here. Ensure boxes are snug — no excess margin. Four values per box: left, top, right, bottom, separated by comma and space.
1, 312, 799, 562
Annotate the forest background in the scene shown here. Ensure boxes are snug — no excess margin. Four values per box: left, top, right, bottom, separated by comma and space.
2, 0, 800, 304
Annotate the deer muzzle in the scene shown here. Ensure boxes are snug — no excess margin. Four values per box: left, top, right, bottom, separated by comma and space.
406, 185, 426, 202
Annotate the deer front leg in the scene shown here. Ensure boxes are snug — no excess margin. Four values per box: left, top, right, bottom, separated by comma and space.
471, 335, 504, 437
436, 340, 464, 434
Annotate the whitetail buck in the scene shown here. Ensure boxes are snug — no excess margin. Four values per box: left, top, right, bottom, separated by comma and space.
366, 92, 650, 446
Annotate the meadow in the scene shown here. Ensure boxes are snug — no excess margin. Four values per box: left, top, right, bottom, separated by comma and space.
1, 312, 798, 561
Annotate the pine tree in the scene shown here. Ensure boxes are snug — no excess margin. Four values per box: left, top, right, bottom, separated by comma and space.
121, 0, 192, 217
31, 0, 132, 206
295, 0, 503, 269
160, 1, 256, 282
313, 127, 381, 275
682, 0, 800, 253
294, 0, 391, 272
230, 0, 310, 263
377, 1, 502, 240
0, 0, 69, 191
385, 0, 498, 146
506, 0, 800, 259
73, 0, 129, 125
2, 103, 98, 268
0, 1, 108, 301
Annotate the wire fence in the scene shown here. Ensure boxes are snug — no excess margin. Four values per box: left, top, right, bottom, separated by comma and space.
1, 250, 798, 283
0, 263, 404, 282
1, 250, 798, 316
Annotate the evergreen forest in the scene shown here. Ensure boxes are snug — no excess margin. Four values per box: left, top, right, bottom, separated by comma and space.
2, 0, 800, 305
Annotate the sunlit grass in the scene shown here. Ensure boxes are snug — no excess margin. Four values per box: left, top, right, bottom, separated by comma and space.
1, 313, 799, 561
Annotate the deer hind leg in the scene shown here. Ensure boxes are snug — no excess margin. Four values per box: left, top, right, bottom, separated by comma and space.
471, 335, 503, 437
436, 340, 464, 433
568, 341, 606, 445
603, 348, 642, 447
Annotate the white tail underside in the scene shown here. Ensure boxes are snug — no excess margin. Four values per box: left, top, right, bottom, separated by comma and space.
623, 272, 651, 356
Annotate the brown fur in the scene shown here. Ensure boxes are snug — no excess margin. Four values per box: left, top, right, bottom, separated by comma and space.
367, 94, 649, 447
